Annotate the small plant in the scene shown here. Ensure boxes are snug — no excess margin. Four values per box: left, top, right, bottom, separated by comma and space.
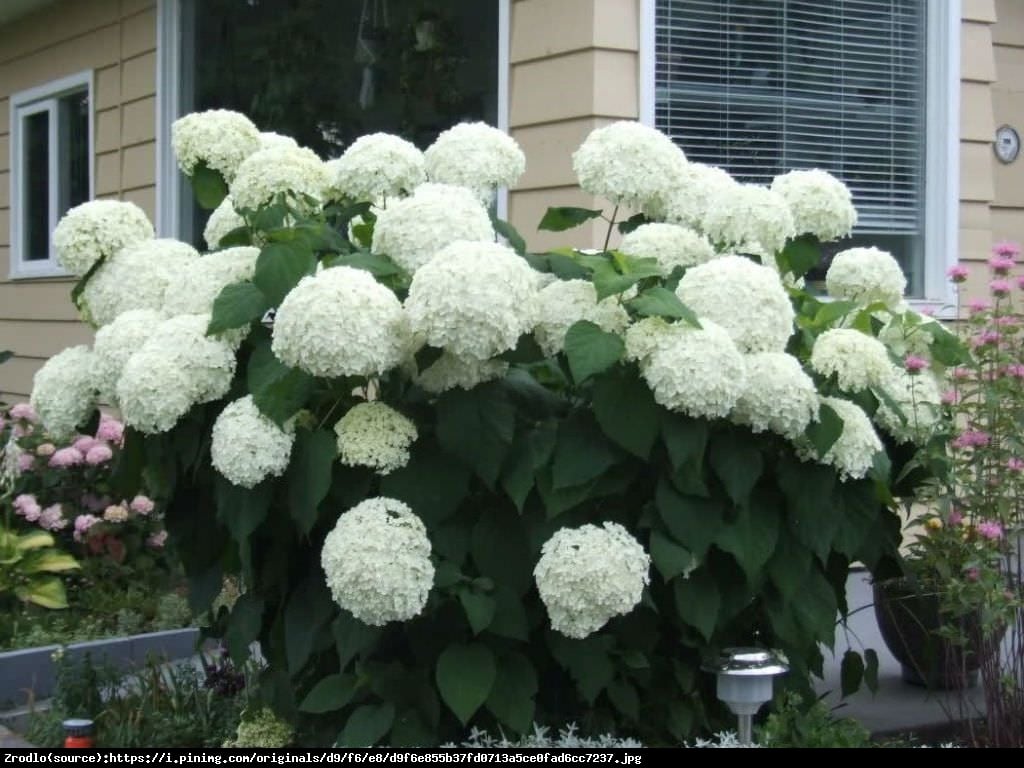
757, 692, 872, 748
0, 525, 80, 609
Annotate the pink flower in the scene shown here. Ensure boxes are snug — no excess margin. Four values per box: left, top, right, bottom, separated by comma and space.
966, 568, 980, 582
96, 417, 124, 445
85, 444, 113, 466
16, 453, 34, 472
146, 530, 168, 549
904, 355, 929, 373
996, 315, 1018, 327
952, 367, 972, 381
13, 494, 38, 512
129, 495, 155, 515
38, 505, 67, 531
1007, 364, 1024, 379
72, 436, 98, 454
73, 514, 99, 542
23, 503, 42, 523
948, 510, 964, 526
947, 264, 970, 283
992, 240, 1020, 258
35, 443, 56, 457
1018, 276, 1024, 291
968, 298, 990, 313
9, 403, 36, 422
12, 423, 32, 438
977, 521, 1004, 541
1007, 458, 1024, 473
952, 430, 991, 449
989, 255, 1015, 274
919, 305, 937, 317
990, 279, 1012, 297
48, 447, 84, 468
941, 390, 958, 405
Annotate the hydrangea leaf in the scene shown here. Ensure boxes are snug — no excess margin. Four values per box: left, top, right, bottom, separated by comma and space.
436, 643, 497, 725
592, 368, 660, 459
626, 287, 702, 328
563, 320, 624, 383
538, 206, 603, 232
337, 703, 395, 747
673, 568, 720, 641
708, 430, 763, 508
225, 592, 264, 665
649, 530, 694, 582
253, 242, 317, 306
208, 281, 270, 335
192, 162, 229, 210
805, 402, 845, 457
486, 652, 538, 734
287, 428, 335, 535
300, 674, 356, 714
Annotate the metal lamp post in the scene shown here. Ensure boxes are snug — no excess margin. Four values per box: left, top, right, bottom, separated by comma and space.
705, 647, 789, 745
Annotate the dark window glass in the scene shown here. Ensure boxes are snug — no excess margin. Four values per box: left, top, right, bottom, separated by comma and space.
58, 90, 90, 215
24, 110, 50, 262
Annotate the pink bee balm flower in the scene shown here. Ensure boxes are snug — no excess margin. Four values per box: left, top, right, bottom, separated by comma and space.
35, 443, 56, 457
971, 330, 1000, 348
38, 505, 66, 531
919, 305, 937, 317
990, 279, 1012, 297
996, 315, 1018, 327
16, 453, 34, 472
947, 264, 969, 283
952, 430, 991, 449
904, 355, 929, 373
992, 240, 1020, 258
989, 255, 1015, 274
73, 514, 99, 542
1007, 364, 1024, 379
85, 444, 113, 466
948, 510, 964, 526
72, 436, 98, 454
968, 298, 990, 313
940, 390, 958, 405
1018, 276, 1024, 291
9, 403, 36, 422
977, 521, 1004, 541
147, 530, 168, 549
96, 417, 124, 444
130, 495, 155, 515
952, 367, 972, 380
1007, 458, 1024, 472
48, 447, 84, 468
23, 503, 42, 523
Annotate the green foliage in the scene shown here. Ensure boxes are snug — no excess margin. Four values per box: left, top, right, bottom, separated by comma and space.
537, 207, 603, 232
758, 692, 872, 748
191, 163, 229, 210
0, 527, 79, 609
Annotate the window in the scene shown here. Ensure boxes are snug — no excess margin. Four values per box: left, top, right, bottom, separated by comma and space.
9, 71, 93, 278
650, 0, 957, 301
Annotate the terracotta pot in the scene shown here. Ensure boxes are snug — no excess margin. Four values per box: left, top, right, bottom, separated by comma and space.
872, 579, 995, 689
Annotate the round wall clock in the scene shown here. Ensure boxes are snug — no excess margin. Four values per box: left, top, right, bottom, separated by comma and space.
995, 124, 1020, 164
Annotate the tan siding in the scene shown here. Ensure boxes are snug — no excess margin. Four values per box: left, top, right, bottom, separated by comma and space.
964, 0, 998, 24
0, 0, 157, 398
988, 2, 1024, 247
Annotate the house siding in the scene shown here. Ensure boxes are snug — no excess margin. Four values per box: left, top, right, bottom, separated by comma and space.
0, 0, 157, 399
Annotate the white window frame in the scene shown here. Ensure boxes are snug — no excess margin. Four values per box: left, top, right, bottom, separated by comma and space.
8, 69, 94, 279
638, 0, 961, 314
156, 0, 512, 237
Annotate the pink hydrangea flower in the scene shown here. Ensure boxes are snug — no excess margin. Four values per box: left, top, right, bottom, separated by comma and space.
990, 279, 1011, 297
147, 530, 168, 549
85, 444, 113, 466
38, 505, 67, 531
48, 447, 84, 468
1007, 458, 1024, 473
977, 521, 1004, 541
947, 264, 969, 283
13, 494, 37, 512
96, 417, 124, 444
952, 430, 990, 449
904, 355, 929, 373
35, 443, 56, 457
992, 240, 1020, 258
23, 503, 42, 523
130, 495, 155, 515
16, 453, 34, 472
72, 436, 98, 454
12, 423, 33, 438
9, 403, 36, 422
988, 255, 1015, 274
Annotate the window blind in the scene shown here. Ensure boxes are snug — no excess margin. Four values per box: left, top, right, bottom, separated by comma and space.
654, 0, 927, 236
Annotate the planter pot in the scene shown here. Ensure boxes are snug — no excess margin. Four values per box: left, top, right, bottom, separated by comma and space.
873, 580, 995, 689
0, 627, 201, 708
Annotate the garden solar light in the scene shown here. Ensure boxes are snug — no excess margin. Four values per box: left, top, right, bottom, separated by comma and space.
705, 647, 789, 744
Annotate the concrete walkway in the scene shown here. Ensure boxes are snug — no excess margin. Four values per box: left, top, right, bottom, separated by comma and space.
0, 724, 33, 748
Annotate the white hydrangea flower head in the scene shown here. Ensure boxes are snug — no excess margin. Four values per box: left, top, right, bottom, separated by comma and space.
415, 351, 509, 394
371, 183, 495, 273
874, 368, 943, 444
573, 121, 687, 213
810, 329, 893, 392
731, 352, 818, 440
171, 109, 261, 181
92, 309, 164, 402
258, 131, 298, 152
204, 196, 247, 251
807, 396, 883, 480
770, 169, 857, 242
424, 122, 525, 202
618, 223, 716, 274
272, 266, 410, 378
703, 184, 795, 256
632, 318, 747, 419
534, 522, 650, 639
334, 402, 417, 475
30, 346, 98, 439
162, 246, 259, 316
405, 241, 539, 360
658, 163, 739, 228
81, 239, 199, 327
825, 247, 907, 308
229, 146, 331, 213
675, 255, 795, 353
329, 133, 426, 202
52, 200, 154, 277
320, 497, 434, 626
210, 396, 295, 488
117, 314, 236, 433
533, 279, 631, 357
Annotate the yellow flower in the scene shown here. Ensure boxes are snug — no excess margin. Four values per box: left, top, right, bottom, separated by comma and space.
925, 517, 943, 532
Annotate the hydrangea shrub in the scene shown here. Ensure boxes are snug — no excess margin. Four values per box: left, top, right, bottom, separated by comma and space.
23, 109, 969, 746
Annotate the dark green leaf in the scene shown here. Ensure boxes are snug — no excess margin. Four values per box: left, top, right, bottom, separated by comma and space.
563, 321, 624, 383
840, 650, 865, 697
435, 383, 515, 488
864, 649, 880, 693
285, 577, 333, 673
501, 425, 556, 513
225, 592, 264, 664
487, 586, 529, 641
71, 254, 107, 310
471, 508, 532, 596
217, 225, 252, 248
498, 334, 546, 364
791, 565, 839, 643
414, 345, 445, 373
592, 369, 660, 459
708, 430, 763, 508
485, 652, 538, 734
928, 323, 969, 367
333, 612, 380, 671
806, 402, 845, 458
252, 367, 314, 427
545, 252, 592, 279
813, 300, 858, 327
300, 674, 356, 713
327, 251, 403, 278
538, 206, 603, 232
766, 532, 813, 601
436, 643, 497, 725
714, 497, 780, 583
626, 287, 702, 327
208, 281, 269, 335
661, 414, 708, 473
491, 214, 528, 255
778, 454, 839, 564
776, 234, 820, 277
215, 478, 271, 543
617, 213, 649, 235
287, 428, 336, 535
192, 162, 228, 210
552, 412, 619, 489
338, 703, 395, 747
548, 634, 615, 704
607, 679, 639, 721
253, 242, 317, 306
656, 477, 723, 559
381, 442, 470, 525
650, 530, 694, 582
458, 590, 496, 635
591, 262, 645, 301
673, 568, 720, 641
